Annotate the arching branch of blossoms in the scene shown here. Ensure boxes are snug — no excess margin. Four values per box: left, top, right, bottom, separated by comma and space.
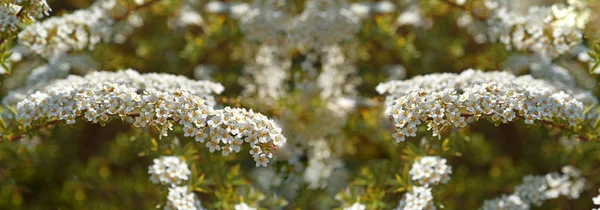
377, 69, 594, 143
3, 71, 286, 167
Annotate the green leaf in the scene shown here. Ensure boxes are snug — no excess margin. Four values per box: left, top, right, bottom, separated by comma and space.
0, 62, 10, 75
583, 105, 595, 115
442, 138, 450, 151
194, 174, 205, 187
591, 62, 600, 75
395, 174, 402, 183
594, 116, 600, 129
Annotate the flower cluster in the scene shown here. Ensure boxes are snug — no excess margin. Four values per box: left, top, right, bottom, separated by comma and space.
17, 0, 145, 59
4, 69, 225, 106
394, 186, 436, 210
15, 75, 285, 166
593, 189, 600, 210
149, 156, 191, 186
165, 186, 205, 210
234, 202, 257, 210
377, 69, 584, 141
502, 54, 598, 106
480, 166, 585, 209
394, 156, 451, 210
344, 202, 366, 210
484, 0, 590, 60
409, 156, 452, 186
206, 107, 286, 167
1, 0, 51, 32
147, 156, 204, 210
17, 0, 115, 59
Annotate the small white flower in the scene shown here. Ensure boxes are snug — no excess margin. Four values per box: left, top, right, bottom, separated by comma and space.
255, 153, 269, 167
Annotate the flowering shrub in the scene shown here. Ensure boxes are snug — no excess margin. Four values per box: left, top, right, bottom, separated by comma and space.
1, 0, 600, 209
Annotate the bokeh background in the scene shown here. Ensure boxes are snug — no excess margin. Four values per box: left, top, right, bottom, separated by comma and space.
1, 0, 600, 209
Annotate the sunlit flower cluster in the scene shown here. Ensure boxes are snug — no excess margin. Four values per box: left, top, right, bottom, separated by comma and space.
377, 69, 584, 141
394, 186, 436, 210
4, 69, 225, 106
207, 107, 286, 167
147, 156, 205, 210
165, 186, 205, 210
480, 166, 585, 209
149, 156, 191, 186
484, 0, 590, 60
15, 76, 285, 166
409, 156, 452, 186
0, 0, 51, 32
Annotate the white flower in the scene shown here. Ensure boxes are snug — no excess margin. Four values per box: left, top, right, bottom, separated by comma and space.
255, 153, 269, 167
480, 166, 586, 208
148, 156, 191, 186
378, 70, 584, 142
593, 189, 600, 209
233, 202, 257, 210
15, 71, 286, 166
480, 0, 590, 60
249, 145, 262, 158
206, 140, 221, 153
164, 186, 205, 210
344, 202, 366, 210
394, 186, 436, 210
409, 156, 452, 186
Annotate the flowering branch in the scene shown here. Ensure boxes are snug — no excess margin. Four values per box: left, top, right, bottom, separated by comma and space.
17, 0, 163, 59
377, 69, 592, 143
438, 0, 590, 60
480, 166, 585, 209
5, 71, 286, 167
